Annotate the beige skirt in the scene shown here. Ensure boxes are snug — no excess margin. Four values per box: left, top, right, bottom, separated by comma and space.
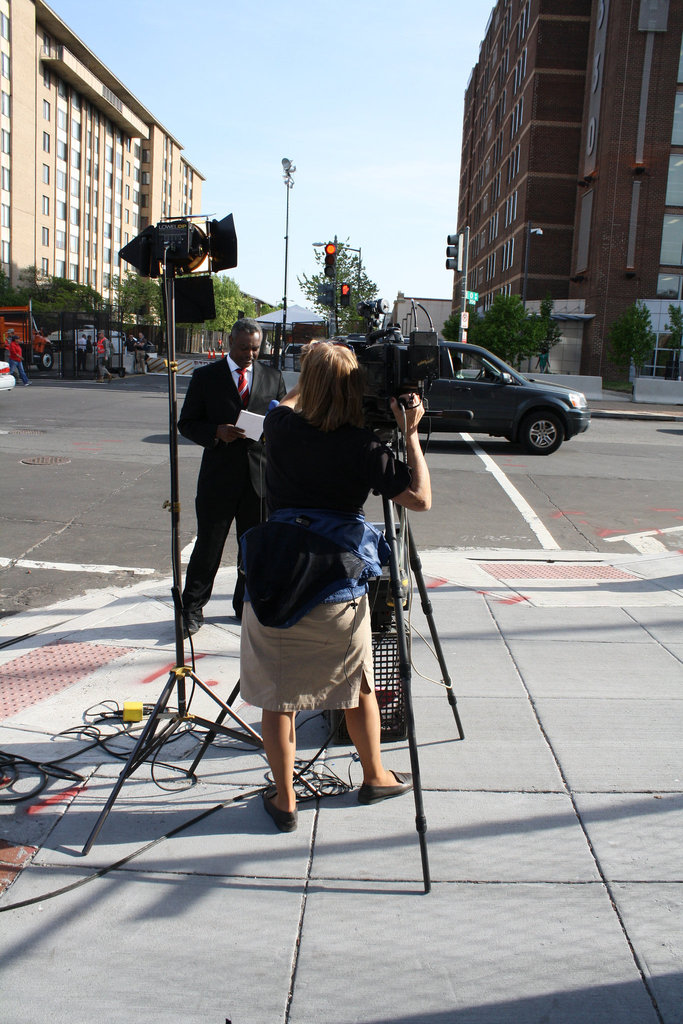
240, 594, 373, 712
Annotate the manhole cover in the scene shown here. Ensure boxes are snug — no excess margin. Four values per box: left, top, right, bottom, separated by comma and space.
10, 430, 47, 435
20, 456, 71, 466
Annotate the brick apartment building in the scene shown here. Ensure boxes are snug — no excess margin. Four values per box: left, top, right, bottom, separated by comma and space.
456, 0, 683, 377
1, 0, 203, 303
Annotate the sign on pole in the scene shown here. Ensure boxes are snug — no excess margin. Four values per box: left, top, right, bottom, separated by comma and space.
460, 311, 469, 328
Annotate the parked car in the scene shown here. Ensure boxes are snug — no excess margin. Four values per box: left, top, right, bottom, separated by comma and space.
423, 341, 590, 454
0, 359, 16, 392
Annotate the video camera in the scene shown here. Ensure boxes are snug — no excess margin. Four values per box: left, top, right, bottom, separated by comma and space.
355, 299, 440, 430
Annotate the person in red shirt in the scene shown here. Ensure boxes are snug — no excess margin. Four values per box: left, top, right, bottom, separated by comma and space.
7, 333, 30, 386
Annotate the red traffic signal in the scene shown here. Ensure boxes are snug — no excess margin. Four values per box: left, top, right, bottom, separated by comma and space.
340, 282, 351, 306
324, 242, 337, 278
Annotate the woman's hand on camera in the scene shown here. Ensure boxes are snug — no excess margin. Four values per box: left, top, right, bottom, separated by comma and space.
391, 393, 424, 433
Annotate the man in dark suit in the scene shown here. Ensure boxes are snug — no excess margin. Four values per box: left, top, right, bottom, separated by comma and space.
179, 318, 286, 635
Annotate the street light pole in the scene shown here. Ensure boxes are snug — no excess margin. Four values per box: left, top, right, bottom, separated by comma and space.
281, 158, 296, 361
522, 223, 543, 308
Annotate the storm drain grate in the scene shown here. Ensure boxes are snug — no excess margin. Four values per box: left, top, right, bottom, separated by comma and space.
10, 430, 47, 436
0, 642, 135, 719
20, 455, 71, 466
478, 562, 638, 581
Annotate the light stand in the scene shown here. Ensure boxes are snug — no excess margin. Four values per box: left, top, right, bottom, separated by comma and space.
280, 158, 296, 364
81, 255, 264, 855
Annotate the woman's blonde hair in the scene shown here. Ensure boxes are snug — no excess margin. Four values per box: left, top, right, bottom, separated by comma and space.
298, 342, 364, 431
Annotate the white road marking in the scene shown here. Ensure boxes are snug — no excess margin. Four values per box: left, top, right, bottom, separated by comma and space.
181, 539, 195, 563
0, 557, 155, 575
460, 432, 561, 551
603, 524, 683, 554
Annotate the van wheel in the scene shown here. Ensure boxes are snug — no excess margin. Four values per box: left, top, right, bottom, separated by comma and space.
519, 411, 564, 455
38, 350, 54, 371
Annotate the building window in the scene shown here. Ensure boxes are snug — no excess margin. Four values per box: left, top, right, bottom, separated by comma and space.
1, 166, 9, 190
57, 140, 67, 161
56, 230, 66, 250
43, 164, 50, 184
42, 195, 50, 215
657, 273, 682, 299
43, 68, 51, 89
1, 54, 10, 80
71, 207, 80, 225
42, 258, 49, 275
57, 200, 66, 220
666, 156, 683, 206
1, 203, 9, 227
43, 132, 51, 153
56, 169, 67, 190
673, 93, 683, 145
42, 227, 50, 245
71, 150, 80, 170
43, 99, 51, 121
56, 260, 66, 277
1, 240, 9, 263
1, 91, 9, 117
660, 215, 683, 265
0, 14, 8, 40
678, 32, 683, 84
142, 148, 149, 162
2, 130, 10, 154
72, 121, 81, 141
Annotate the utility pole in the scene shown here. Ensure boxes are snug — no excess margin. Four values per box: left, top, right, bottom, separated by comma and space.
459, 226, 470, 342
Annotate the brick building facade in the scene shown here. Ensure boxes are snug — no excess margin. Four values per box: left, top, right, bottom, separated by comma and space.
457, 0, 683, 378
1, 0, 203, 303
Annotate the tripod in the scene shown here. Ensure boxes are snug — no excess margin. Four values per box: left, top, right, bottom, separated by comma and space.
81, 263, 264, 855
379, 492, 464, 894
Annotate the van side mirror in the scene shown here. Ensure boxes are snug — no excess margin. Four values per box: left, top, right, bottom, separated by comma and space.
501, 372, 514, 384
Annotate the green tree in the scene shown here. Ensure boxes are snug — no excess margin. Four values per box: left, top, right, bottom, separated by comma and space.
205, 275, 256, 333
112, 270, 163, 325
297, 242, 378, 333
527, 294, 563, 371
441, 310, 461, 342
665, 303, 683, 349
467, 293, 541, 367
15, 266, 104, 314
609, 300, 655, 377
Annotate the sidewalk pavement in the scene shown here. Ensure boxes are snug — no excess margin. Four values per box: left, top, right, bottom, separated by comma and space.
0, 548, 682, 1024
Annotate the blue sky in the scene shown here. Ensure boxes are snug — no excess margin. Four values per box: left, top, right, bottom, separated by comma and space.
49, 0, 492, 309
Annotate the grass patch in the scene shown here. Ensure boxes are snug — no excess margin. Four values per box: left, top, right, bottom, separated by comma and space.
602, 379, 633, 394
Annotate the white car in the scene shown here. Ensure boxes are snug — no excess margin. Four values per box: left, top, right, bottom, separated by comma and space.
0, 359, 16, 392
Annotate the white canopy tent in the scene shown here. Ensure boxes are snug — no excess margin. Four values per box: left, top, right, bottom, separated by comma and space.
255, 304, 325, 326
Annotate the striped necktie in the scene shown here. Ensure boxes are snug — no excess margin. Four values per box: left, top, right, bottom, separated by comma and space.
237, 367, 249, 407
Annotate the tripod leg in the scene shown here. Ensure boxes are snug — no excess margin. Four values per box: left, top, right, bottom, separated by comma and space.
383, 495, 431, 893
407, 523, 464, 740
81, 672, 179, 855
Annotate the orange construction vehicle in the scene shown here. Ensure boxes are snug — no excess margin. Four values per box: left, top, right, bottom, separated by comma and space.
0, 306, 54, 370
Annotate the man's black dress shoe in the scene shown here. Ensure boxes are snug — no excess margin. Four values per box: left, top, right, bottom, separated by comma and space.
358, 771, 413, 805
262, 787, 298, 832
182, 610, 203, 638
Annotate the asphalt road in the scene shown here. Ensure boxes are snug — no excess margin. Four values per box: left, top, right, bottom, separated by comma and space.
1, 375, 682, 618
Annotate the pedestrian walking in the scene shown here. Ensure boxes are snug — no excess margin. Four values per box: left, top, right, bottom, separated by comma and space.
7, 333, 30, 386
95, 330, 113, 382
77, 333, 88, 372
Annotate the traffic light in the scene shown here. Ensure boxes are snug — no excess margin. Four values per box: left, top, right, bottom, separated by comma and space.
317, 282, 334, 307
324, 242, 337, 278
340, 282, 351, 307
446, 233, 464, 272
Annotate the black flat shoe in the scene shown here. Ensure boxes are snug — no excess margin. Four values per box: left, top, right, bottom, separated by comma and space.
358, 771, 413, 805
182, 610, 204, 638
263, 787, 298, 832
